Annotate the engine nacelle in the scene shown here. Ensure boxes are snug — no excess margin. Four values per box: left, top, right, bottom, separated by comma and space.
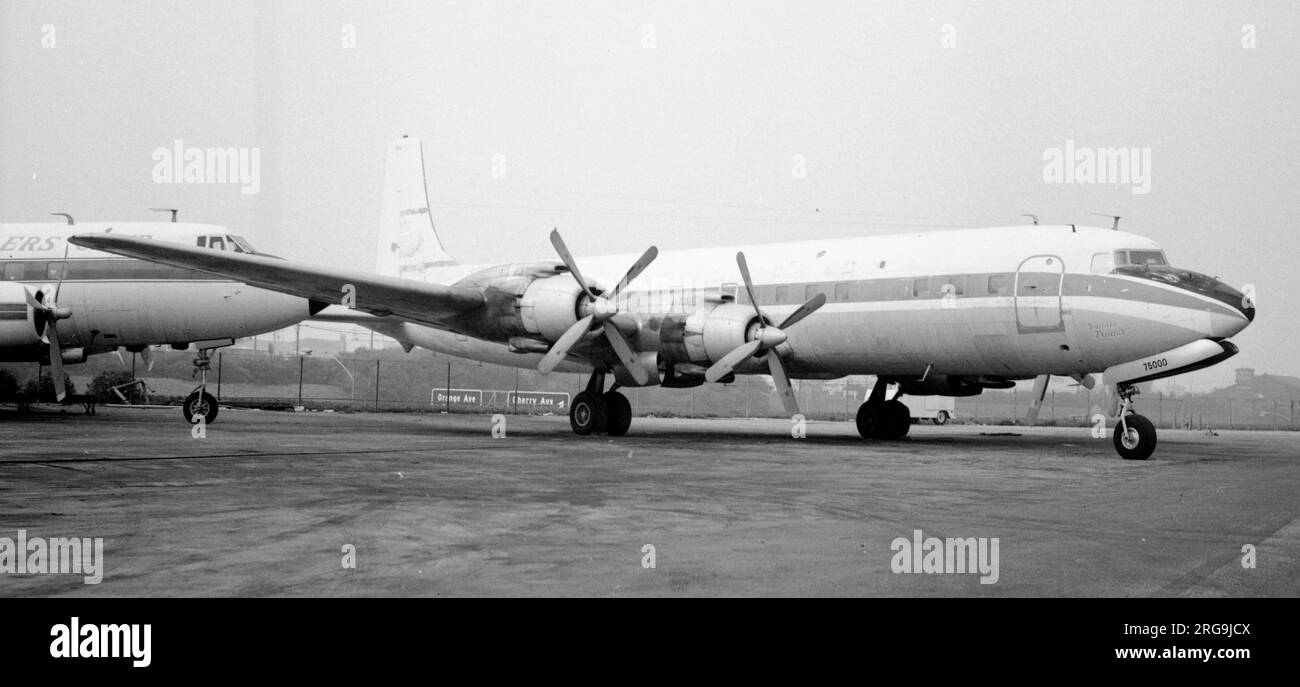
897, 375, 985, 397
518, 274, 587, 342
446, 262, 576, 341
678, 303, 764, 365
0, 282, 42, 347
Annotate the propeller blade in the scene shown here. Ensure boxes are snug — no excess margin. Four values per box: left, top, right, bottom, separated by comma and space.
778, 293, 827, 330
608, 246, 658, 299
766, 349, 799, 417
114, 349, 126, 367
602, 321, 648, 385
54, 241, 69, 302
736, 252, 764, 321
141, 346, 155, 371
549, 229, 594, 299
705, 339, 762, 383
1024, 374, 1050, 425
47, 323, 66, 402
538, 314, 595, 374
23, 287, 43, 311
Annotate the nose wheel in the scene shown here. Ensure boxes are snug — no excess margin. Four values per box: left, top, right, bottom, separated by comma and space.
1113, 384, 1157, 460
183, 390, 219, 425
183, 347, 220, 425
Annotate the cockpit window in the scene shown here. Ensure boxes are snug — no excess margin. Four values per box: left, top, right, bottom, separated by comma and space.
1110, 263, 1249, 318
197, 234, 256, 253
1115, 264, 1217, 294
1117, 249, 1167, 267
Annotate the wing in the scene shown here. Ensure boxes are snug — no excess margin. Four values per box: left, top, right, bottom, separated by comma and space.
68, 234, 484, 326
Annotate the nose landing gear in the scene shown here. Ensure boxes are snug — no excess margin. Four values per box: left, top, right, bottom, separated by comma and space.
1113, 383, 1157, 460
182, 347, 220, 425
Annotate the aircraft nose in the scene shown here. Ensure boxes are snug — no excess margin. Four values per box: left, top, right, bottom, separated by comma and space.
1218, 281, 1254, 323
1210, 280, 1254, 336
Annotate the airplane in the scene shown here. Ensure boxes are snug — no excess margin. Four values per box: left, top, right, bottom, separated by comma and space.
1, 214, 323, 422
69, 137, 1256, 459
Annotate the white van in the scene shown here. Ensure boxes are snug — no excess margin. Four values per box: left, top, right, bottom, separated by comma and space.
910, 394, 956, 425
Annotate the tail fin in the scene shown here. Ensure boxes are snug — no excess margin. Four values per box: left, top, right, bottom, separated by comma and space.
377, 136, 456, 279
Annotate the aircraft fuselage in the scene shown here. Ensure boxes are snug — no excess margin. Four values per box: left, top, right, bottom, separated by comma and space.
372, 225, 1253, 387
0, 222, 314, 362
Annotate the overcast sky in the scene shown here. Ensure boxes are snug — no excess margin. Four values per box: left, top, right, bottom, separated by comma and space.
2, 1, 1296, 389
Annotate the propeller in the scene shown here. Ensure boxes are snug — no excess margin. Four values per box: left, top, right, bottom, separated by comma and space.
26, 252, 72, 401
28, 291, 70, 401
1024, 374, 1050, 425
704, 252, 826, 416
537, 229, 657, 384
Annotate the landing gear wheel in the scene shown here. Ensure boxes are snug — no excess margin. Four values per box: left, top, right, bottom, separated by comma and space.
570, 390, 607, 435
933, 410, 950, 426
603, 391, 632, 437
1113, 413, 1156, 460
182, 391, 219, 425
856, 401, 911, 439
856, 403, 880, 439
881, 400, 911, 439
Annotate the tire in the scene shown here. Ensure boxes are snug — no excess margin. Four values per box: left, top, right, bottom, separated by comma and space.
882, 400, 911, 439
855, 403, 879, 439
603, 391, 632, 436
933, 410, 949, 426
1113, 413, 1157, 460
569, 390, 607, 435
182, 391, 219, 425
857, 401, 911, 439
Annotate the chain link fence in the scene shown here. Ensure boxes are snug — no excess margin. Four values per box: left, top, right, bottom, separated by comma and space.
4, 347, 1297, 431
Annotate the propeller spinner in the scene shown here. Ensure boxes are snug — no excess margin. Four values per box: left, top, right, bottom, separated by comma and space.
704, 252, 826, 416
536, 229, 658, 385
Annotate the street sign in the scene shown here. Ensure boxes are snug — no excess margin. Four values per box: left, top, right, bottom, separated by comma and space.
507, 391, 569, 410
431, 388, 483, 406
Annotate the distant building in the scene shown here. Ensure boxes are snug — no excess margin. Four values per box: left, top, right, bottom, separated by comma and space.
1153, 378, 1187, 397
1213, 372, 1300, 401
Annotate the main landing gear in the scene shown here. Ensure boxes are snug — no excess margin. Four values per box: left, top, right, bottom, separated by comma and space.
1113, 383, 1157, 460
570, 371, 632, 437
855, 383, 911, 440
182, 348, 219, 425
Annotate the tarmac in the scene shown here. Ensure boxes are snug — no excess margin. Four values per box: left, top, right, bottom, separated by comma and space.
1, 405, 1297, 596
